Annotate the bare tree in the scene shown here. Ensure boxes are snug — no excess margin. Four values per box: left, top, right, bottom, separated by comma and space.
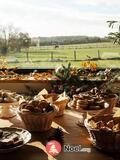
0, 24, 31, 55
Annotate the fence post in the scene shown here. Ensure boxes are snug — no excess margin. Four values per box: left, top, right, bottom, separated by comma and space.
26, 48, 29, 62
74, 50, 76, 61
51, 52, 53, 61
98, 50, 101, 59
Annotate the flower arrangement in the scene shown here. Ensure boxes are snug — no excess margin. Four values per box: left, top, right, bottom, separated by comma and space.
81, 61, 98, 72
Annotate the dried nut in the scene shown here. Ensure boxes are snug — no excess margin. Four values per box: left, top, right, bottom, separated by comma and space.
100, 127, 112, 131
73, 95, 80, 100
107, 120, 114, 129
96, 121, 105, 129
19, 99, 54, 113
0, 130, 3, 137
20, 102, 28, 109
112, 123, 120, 132
29, 100, 39, 107
38, 100, 50, 108
19, 99, 26, 105
88, 99, 94, 104
78, 94, 84, 99
77, 99, 88, 104
89, 120, 97, 129
21, 109, 30, 112
76, 105, 80, 110
25, 105, 35, 112
0, 98, 3, 103
89, 105, 101, 110
70, 101, 76, 107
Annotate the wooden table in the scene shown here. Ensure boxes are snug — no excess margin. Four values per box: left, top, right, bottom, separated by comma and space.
0, 110, 120, 160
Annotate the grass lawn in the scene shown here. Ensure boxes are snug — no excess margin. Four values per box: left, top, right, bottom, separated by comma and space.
5, 60, 120, 68
1, 42, 120, 68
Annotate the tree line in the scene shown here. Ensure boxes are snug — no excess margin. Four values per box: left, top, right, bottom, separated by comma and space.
0, 25, 31, 55
31, 35, 110, 46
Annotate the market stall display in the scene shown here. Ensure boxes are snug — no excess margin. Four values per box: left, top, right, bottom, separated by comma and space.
0, 64, 120, 158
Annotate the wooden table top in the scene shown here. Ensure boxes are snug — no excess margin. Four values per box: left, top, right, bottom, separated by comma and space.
0, 110, 119, 160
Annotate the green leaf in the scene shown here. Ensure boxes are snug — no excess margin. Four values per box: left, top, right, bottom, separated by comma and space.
107, 21, 118, 28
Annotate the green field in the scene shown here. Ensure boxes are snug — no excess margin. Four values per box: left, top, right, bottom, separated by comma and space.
1, 42, 120, 68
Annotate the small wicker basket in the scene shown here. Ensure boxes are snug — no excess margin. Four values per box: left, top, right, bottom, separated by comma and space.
0, 102, 18, 118
85, 114, 120, 152
54, 99, 69, 117
18, 105, 57, 132
105, 94, 118, 110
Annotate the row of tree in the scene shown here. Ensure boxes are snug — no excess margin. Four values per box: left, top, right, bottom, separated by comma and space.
31, 36, 110, 46
0, 25, 31, 55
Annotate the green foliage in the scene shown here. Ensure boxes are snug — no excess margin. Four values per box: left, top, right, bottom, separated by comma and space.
107, 21, 120, 45
107, 21, 118, 29
108, 32, 120, 45
54, 63, 71, 81
19, 32, 31, 49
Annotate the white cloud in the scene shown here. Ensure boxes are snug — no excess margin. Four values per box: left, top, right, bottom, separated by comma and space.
75, 0, 120, 6
0, 0, 119, 37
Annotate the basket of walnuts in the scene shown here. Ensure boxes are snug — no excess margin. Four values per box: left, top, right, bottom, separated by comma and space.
18, 99, 58, 132
34, 89, 69, 117
84, 107, 120, 152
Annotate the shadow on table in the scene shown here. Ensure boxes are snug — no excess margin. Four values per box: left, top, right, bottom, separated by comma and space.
0, 144, 48, 160
9, 118, 65, 160
3, 113, 120, 160
7, 112, 85, 160
88, 146, 120, 160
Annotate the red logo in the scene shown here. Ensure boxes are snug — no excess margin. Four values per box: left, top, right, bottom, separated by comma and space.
46, 140, 61, 157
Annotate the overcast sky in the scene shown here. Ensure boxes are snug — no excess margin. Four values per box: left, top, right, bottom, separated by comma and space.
0, 0, 120, 37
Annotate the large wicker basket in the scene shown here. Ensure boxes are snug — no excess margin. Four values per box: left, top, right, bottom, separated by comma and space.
35, 91, 69, 117
85, 114, 120, 152
18, 105, 57, 132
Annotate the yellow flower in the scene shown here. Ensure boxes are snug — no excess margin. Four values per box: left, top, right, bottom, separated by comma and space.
81, 61, 98, 71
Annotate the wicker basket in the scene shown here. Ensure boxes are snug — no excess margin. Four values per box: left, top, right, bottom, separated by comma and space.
35, 92, 69, 117
54, 99, 69, 117
43, 93, 58, 102
0, 102, 18, 118
105, 94, 118, 111
18, 105, 57, 132
85, 115, 120, 152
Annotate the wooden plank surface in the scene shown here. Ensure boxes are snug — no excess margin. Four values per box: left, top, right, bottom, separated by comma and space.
0, 82, 52, 93
0, 110, 119, 160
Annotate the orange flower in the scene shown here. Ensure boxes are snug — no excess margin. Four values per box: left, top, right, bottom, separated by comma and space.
81, 61, 98, 71
90, 62, 98, 71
